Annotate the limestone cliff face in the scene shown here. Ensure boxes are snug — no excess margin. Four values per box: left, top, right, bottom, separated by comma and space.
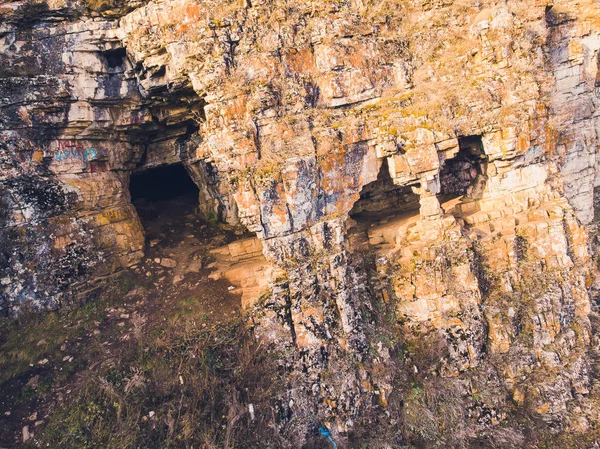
3, 0, 600, 445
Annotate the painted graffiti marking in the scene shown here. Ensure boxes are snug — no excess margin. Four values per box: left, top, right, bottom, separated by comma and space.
53, 141, 108, 163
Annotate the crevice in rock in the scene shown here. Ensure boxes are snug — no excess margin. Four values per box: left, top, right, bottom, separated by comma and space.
593, 185, 600, 222
348, 158, 421, 249
440, 135, 488, 202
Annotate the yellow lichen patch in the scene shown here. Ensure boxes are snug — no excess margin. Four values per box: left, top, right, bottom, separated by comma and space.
31, 149, 44, 164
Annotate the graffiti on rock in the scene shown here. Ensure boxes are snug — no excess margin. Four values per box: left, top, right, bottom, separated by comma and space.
53, 140, 108, 163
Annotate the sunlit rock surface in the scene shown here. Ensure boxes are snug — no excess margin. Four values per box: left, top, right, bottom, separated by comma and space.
4, 0, 600, 445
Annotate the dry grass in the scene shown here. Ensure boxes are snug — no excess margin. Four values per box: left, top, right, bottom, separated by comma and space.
82, 0, 117, 12
0, 273, 284, 449
41, 317, 282, 448
38, 308, 283, 448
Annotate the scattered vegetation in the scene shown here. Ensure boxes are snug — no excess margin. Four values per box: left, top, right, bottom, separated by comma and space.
81, 0, 117, 13
41, 318, 282, 448
0, 273, 284, 448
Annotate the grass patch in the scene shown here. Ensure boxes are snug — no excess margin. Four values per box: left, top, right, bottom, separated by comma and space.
1, 270, 285, 448
41, 316, 283, 448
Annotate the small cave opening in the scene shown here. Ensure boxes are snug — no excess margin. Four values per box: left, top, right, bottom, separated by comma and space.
128, 162, 270, 312
439, 135, 488, 204
101, 48, 127, 71
129, 163, 200, 236
349, 159, 421, 248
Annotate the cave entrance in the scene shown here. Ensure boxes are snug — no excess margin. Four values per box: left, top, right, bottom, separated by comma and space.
349, 159, 421, 247
130, 163, 200, 237
439, 135, 487, 208
129, 162, 271, 311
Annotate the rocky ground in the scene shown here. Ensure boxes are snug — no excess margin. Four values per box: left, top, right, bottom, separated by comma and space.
0, 193, 279, 448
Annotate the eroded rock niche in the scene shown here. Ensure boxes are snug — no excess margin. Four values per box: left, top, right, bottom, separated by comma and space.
349, 159, 421, 249
351, 159, 420, 218
129, 163, 200, 228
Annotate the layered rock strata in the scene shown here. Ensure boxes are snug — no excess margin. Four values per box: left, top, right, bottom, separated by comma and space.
3, 0, 600, 445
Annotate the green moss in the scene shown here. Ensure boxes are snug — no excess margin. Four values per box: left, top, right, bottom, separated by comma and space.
204, 211, 218, 224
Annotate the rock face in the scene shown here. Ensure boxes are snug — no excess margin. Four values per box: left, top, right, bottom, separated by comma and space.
4, 0, 600, 445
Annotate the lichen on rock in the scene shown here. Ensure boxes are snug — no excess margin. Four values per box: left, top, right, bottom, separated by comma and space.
4, 0, 600, 446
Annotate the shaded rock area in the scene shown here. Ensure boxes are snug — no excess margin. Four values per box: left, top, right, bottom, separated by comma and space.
4, 0, 600, 447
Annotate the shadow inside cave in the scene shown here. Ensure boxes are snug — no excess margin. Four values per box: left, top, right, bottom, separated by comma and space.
129, 163, 200, 240
348, 159, 421, 248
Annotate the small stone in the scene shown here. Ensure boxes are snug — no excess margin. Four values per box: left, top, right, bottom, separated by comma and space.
150, 239, 159, 247
62, 355, 70, 362
4, 411, 10, 416
38, 359, 49, 365
26, 375, 39, 389
228, 286, 236, 291
149, 411, 155, 418
118, 322, 125, 327
22, 426, 31, 442
154, 258, 161, 263
35, 420, 44, 427
36, 339, 46, 346
160, 258, 177, 268
28, 412, 37, 421
120, 313, 130, 319
93, 329, 101, 335
173, 275, 184, 285
146, 271, 152, 277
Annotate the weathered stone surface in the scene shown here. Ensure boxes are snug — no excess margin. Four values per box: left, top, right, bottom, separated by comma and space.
4, 0, 600, 445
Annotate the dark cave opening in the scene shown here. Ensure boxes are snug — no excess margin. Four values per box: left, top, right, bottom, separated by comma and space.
130, 163, 199, 202
350, 158, 421, 220
130, 163, 200, 234
439, 135, 487, 202
101, 47, 127, 71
